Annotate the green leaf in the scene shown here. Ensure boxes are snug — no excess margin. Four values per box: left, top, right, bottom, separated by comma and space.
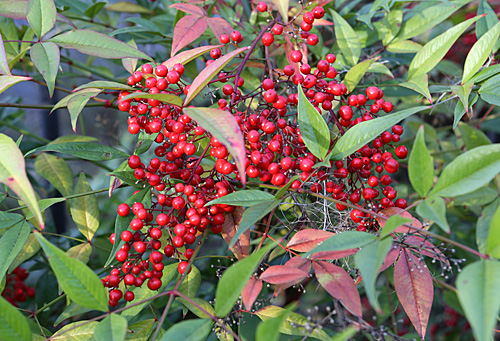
207, 190, 275, 207
30, 42, 59, 98
50, 89, 102, 114
305, 231, 377, 256
477, 199, 499, 253
394, 0, 470, 42
67, 90, 103, 132
408, 125, 434, 197
330, 10, 360, 66
183, 107, 247, 186
0, 133, 43, 228
0, 221, 30, 284
344, 58, 377, 93
126, 319, 155, 340
94, 314, 128, 341
49, 29, 152, 61
26, 142, 128, 161
407, 15, 481, 80
330, 106, 429, 160
34, 153, 73, 197
386, 40, 422, 54
66, 243, 92, 264
297, 85, 330, 160
176, 297, 215, 319
9, 232, 40, 271
458, 122, 491, 150
54, 301, 93, 327
400, 74, 432, 103
479, 73, 500, 106
0, 75, 31, 95
0, 33, 12, 75
74, 81, 136, 92
122, 39, 137, 74
135, 131, 158, 155
452, 186, 497, 206
120, 92, 182, 107
183, 46, 248, 106
51, 321, 98, 340
121, 263, 177, 318
256, 304, 293, 341
380, 216, 413, 238
454, 93, 479, 129
456, 259, 500, 341
178, 265, 201, 298
367, 63, 394, 78
429, 144, 500, 197
470, 64, 500, 83
354, 238, 392, 312
84, 1, 106, 19
159, 319, 213, 341
229, 199, 279, 248
486, 206, 500, 258
274, 175, 300, 199
476, 0, 500, 52
105, 188, 150, 268
106, 1, 154, 14
215, 243, 273, 317
271, 0, 289, 23
416, 196, 450, 233
452, 81, 474, 121
0, 296, 31, 341
27, 0, 56, 39
463, 21, 500, 83
0, 211, 24, 229
35, 232, 108, 311
70, 173, 99, 241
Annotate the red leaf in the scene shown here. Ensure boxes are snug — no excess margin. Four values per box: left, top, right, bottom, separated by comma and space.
241, 277, 262, 311
260, 265, 309, 285
379, 246, 401, 273
183, 46, 248, 106
221, 207, 249, 260
207, 17, 233, 40
286, 229, 334, 252
311, 249, 358, 260
169, 3, 206, 16
313, 261, 362, 316
274, 256, 311, 296
162, 44, 223, 70
171, 15, 208, 57
376, 207, 423, 233
405, 235, 450, 268
394, 249, 433, 339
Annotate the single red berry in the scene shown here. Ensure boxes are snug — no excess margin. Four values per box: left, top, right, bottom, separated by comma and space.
220, 34, 230, 44
395, 145, 408, 159
262, 32, 274, 46
256, 1, 267, 12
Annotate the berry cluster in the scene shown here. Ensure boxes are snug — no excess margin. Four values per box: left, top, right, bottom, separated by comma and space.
104, 4, 408, 306
1, 267, 35, 306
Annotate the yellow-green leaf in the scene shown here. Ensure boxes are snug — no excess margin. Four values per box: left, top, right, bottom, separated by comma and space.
70, 173, 99, 241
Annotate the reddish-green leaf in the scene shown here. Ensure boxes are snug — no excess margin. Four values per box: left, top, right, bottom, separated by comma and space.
242, 277, 262, 311
0, 75, 31, 95
310, 249, 358, 260
0, 0, 28, 19
27, 0, 56, 38
162, 44, 222, 70
183, 107, 246, 186
206, 17, 232, 40
0, 33, 11, 75
34, 153, 73, 197
0, 133, 43, 228
120, 92, 182, 107
30, 42, 59, 98
169, 3, 206, 15
274, 256, 311, 297
286, 229, 334, 252
313, 260, 362, 316
221, 207, 250, 260
105, 2, 153, 14
49, 29, 152, 60
260, 265, 309, 285
379, 246, 400, 273
171, 15, 207, 57
0, 296, 31, 341
183, 46, 248, 106
394, 249, 433, 339
305, 231, 377, 256
377, 208, 424, 234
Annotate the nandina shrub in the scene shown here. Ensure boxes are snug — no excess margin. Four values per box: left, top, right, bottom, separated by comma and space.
0, 0, 499, 340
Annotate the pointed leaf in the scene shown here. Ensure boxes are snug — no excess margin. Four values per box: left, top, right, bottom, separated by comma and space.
176, 297, 215, 319
344, 58, 377, 93
355, 238, 392, 313
159, 319, 213, 341
27, 0, 56, 38
330, 10, 360, 66
394, 249, 433, 339
215, 243, 273, 317
74, 81, 135, 92
386, 40, 422, 54
452, 81, 474, 121
208, 190, 274, 207
297, 85, 330, 160
0, 221, 30, 284
486, 206, 500, 258
0, 211, 24, 229
458, 122, 491, 150
416, 196, 450, 233
50, 88, 102, 114
330, 106, 429, 160
0, 296, 31, 341
26, 142, 128, 161
310, 249, 358, 260
456, 259, 500, 341
67, 89, 102, 132
162, 44, 222, 70
407, 16, 481, 79
271, 0, 289, 23
183, 107, 246, 186
241, 277, 262, 311
105, 2, 153, 14
221, 206, 249, 260
51, 321, 98, 340
49, 29, 152, 60
400, 74, 432, 103
30, 42, 59, 98
305, 231, 377, 256
379, 246, 400, 273
377, 207, 424, 234
125, 319, 155, 340
35, 232, 108, 311
120, 92, 182, 107
9, 232, 40, 271
171, 15, 207, 57
0, 33, 11, 75
183, 46, 248, 106
0, 133, 43, 228
274, 256, 311, 296
313, 261, 362, 316
463, 21, 500, 83
70, 173, 99, 241
0, 75, 31, 95
429, 144, 500, 197
206, 17, 232, 40
476, 0, 500, 51
94, 314, 127, 341
260, 265, 309, 285
286, 229, 334, 252
35, 153, 73, 197
122, 39, 137, 74
66, 243, 92, 264
408, 125, 434, 197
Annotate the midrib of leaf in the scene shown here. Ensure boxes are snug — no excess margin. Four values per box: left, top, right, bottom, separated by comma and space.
403, 250, 425, 329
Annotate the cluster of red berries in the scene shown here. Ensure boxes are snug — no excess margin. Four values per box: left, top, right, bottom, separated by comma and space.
105, 4, 408, 306
1, 267, 35, 306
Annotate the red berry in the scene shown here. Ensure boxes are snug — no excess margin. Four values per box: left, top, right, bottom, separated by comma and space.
220, 34, 230, 44
117, 203, 130, 217
262, 32, 274, 46
257, 1, 267, 12
395, 145, 408, 159
290, 50, 303, 63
